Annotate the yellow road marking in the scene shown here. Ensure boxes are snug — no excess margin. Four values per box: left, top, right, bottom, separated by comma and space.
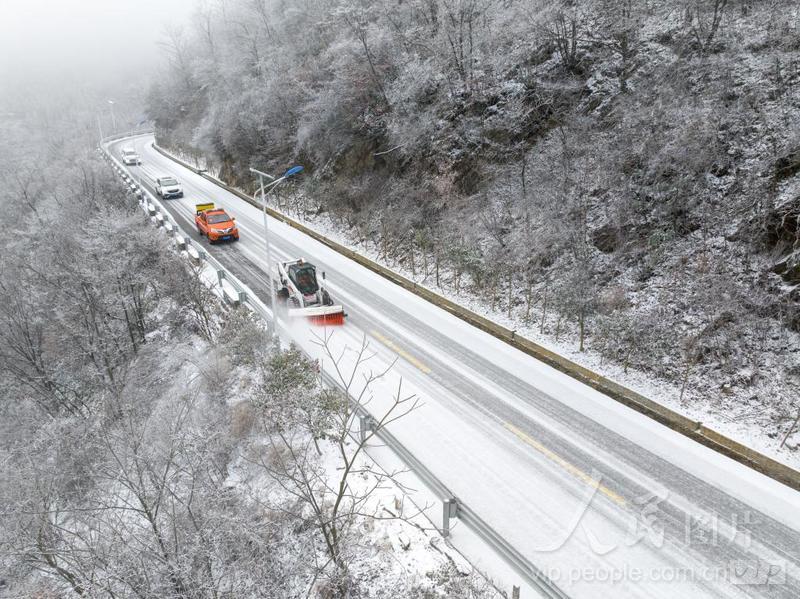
371, 330, 432, 374
504, 422, 627, 507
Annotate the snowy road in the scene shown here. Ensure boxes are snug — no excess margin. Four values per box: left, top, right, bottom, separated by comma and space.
111, 135, 799, 598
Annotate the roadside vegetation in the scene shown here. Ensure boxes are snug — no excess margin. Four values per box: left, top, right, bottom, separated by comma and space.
0, 114, 494, 598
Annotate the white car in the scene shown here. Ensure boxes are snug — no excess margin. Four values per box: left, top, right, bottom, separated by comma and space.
155, 176, 183, 199
121, 148, 141, 166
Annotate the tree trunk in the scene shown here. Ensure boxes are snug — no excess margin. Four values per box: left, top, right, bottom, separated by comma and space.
525, 276, 533, 323
507, 269, 513, 319
623, 342, 633, 374
780, 407, 800, 448
555, 312, 564, 341
679, 354, 694, 403
356, 29, 390, 108
409, 235, 416, 278
435, 245, 440, 287
540, 285, 548, 334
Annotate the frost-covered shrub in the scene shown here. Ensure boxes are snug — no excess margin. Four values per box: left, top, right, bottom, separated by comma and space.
217, 307, 272, 367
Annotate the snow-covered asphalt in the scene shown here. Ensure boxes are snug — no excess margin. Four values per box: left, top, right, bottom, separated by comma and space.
110, 135, 799, 599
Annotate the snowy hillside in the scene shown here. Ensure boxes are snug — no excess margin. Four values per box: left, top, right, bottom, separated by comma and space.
149, 0, 800, 455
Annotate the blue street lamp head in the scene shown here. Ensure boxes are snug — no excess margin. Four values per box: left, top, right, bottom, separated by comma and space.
284, 165, 304, 177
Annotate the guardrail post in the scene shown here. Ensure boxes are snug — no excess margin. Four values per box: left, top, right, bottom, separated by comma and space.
359, 414, 376, 443
217, 270, 225, 286
238, 291, 248, 304
442, 498, 458, 538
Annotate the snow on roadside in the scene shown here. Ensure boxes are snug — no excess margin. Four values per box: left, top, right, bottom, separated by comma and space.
226, 432, 498, 598
144, 141, 800, 469
263, 200, 800, 471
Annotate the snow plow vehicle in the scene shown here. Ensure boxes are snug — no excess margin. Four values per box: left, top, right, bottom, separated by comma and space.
277, 259, 345, 326
195, 203, 239, 244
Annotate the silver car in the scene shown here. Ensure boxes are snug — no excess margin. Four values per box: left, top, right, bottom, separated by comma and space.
156, 176, 183, 199
121, 148, 141, 165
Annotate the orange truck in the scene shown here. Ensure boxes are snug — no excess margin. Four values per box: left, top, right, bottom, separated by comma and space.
195, 203, 239, 244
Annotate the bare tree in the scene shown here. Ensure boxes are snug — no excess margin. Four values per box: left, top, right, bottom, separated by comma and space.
340, 4, 392, 109
440, 0, 492, 89
169, 260, 222, 342
685, 0, 729, 52
541, 7, 584, 74
251, 332, 423, 595
591, 0, 643, 92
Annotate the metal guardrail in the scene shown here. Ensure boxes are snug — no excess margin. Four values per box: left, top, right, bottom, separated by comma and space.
350, 395, 570, 599
102, 143, 260, 313
458, 503, 569, 599
100, 129, 154, 146
101, 139, 570, 599
324, 362, 569, 599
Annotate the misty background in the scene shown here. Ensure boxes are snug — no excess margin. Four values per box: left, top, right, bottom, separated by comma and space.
0, 0, 195, 128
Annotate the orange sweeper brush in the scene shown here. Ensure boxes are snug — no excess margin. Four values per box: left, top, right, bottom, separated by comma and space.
289, 305, 347, 327
308, 310, 346, 326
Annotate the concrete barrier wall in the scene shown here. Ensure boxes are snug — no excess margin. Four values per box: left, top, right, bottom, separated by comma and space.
152, 142, 800, 491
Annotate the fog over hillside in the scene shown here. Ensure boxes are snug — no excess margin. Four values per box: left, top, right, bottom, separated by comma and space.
0, 0, 195, 137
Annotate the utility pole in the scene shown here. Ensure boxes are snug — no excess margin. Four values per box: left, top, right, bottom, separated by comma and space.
254, 169, 277, 337
249, 165, 304, 338
108, 100, 117, 134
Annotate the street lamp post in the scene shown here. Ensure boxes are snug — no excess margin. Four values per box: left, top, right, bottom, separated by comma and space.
249, 165, 304, 337
108, 100, 117, 134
